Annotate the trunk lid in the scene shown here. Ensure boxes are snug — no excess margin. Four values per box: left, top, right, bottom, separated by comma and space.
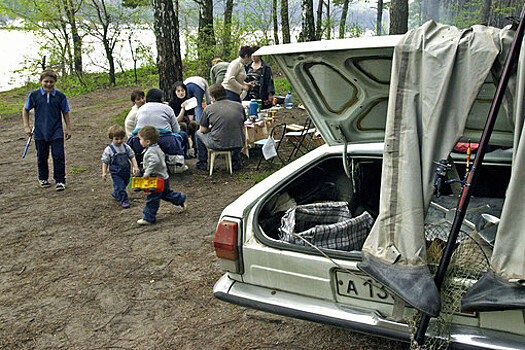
256, 36, 517, 146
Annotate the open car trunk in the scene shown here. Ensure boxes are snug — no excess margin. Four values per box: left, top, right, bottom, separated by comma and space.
256, 151, 511, 262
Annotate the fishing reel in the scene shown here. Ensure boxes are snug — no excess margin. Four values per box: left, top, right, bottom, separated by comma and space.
432, 159, 467, 197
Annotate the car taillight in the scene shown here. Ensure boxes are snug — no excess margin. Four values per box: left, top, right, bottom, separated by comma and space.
214, 221, 241, 272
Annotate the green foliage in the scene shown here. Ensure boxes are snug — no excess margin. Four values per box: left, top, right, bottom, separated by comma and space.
122, 0, 150, 8
55, 65, 157, 97
274, 77, 292, 96
0, 65, 157, 119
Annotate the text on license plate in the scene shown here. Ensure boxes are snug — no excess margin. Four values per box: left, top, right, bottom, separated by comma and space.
335, 270, 394, 304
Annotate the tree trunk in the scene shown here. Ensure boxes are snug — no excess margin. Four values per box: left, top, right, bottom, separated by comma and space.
390, 0, 408, 34
90, 0, 116, 85
302, 0, 316, 41
198, 0, 215, 70
281, 0, 291, 43
315, 0, 323, 40
426, 0, 440, 21
326, 0, 331, 39
152, 0, 183, 96
377, 0, 383, 35
103, 41, 116, 86
63, 0, 82, 73
339, 0, 349, 38
481, 0, 492, 24
222, 0, 233, 58
273, 0, 279, 44
416, 0, 423, 26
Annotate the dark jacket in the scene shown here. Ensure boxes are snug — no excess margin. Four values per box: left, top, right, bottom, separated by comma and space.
244, 59, 275, 104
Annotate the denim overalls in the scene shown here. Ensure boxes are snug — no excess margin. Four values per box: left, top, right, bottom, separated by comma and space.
109, 144, 131, 204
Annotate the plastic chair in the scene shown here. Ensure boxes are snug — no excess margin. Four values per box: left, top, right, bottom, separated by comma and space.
254, 123, 287, 170
207, 149, 233, 176
285, 118, 316, 162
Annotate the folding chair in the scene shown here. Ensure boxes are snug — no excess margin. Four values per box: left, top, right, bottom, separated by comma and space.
254, 123, 287, 170
285, 118, 316, 162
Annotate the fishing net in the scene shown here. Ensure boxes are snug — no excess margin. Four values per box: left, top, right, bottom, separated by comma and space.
408, 203, 495, 349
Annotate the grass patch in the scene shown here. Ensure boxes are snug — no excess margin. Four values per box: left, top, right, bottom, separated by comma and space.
252, 169, 278, 183
0, 102, 23, 117
148, 257, 165, 266
113, 108, 131, 126
0, 87, 31, 118
69, 167, 88, 175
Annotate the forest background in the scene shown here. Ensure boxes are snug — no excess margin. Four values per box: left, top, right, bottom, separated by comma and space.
0, 0, 524, 103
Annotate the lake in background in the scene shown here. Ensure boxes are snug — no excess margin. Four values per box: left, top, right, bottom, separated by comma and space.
0, 28, 159, 92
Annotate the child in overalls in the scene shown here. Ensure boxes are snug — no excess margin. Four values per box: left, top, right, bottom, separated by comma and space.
102, 125, 139, 208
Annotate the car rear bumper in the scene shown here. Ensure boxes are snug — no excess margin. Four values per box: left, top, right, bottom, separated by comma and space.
213, 274, 525, 349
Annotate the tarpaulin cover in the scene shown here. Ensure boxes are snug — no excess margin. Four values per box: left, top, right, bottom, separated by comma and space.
361, 21, 516, 267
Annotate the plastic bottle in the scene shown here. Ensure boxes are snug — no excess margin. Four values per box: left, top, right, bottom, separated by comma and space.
249, 99, 258, 116
284, 92, 294, 109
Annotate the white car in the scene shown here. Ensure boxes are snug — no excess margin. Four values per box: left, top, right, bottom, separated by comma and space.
213, 29, 525, 349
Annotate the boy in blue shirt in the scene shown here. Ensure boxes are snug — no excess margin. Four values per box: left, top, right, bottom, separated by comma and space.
137, 126, 186, 225
22, 70, 72, 191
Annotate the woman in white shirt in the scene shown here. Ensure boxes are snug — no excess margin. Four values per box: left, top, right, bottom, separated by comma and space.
221, 45, 255, 103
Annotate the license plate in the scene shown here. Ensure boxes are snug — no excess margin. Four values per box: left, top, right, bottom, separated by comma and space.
335, 270, 394, 304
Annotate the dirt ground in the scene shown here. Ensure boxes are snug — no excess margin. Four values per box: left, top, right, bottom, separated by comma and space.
0, 87, 407, 349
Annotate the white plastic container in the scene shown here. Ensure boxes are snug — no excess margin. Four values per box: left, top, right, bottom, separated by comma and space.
284, 92, 294, 109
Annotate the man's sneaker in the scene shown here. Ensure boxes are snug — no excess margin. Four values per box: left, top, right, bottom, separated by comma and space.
55, 182, 65, 191
122, 202, 130, 209
39, 180, 51, 188
195, 161, 208, 170
137, 219, 153, 225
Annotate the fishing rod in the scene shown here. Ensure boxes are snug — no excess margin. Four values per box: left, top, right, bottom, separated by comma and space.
415, 6, 525, 345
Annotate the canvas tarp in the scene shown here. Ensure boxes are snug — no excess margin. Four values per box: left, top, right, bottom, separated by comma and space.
357, 21, 517, 315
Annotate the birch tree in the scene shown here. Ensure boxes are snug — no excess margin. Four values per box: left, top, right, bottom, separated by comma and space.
195, 0, 215, 68
281, 0, 291, 43
222, 0, 233, 58
273, 0, 280, 44
301, 0, 316, 41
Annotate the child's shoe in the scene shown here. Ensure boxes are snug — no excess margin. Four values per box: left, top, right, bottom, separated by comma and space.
39, 180, 51, 188
137, 219, 153, 225
121, 202, 130, 208
55, 182, 65, 191
180, 194, 187, 211
172, 164, 189, 173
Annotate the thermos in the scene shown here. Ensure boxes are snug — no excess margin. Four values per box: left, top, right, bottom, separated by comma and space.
249, 99, 258, 116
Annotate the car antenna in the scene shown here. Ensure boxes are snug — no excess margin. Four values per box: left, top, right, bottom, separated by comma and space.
415, 5, 525, 345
